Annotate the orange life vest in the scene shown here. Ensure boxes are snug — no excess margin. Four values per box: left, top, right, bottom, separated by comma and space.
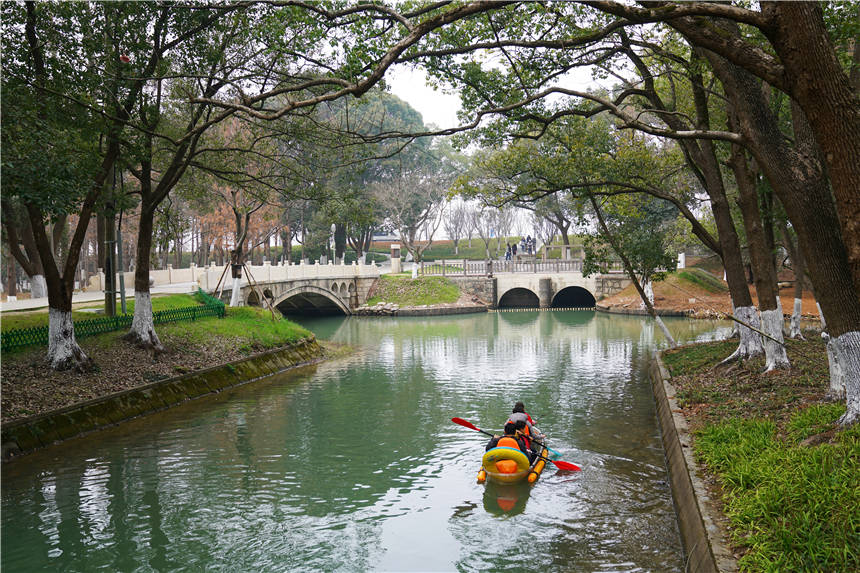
497, 436, 521, 450
507, 421, 531, 449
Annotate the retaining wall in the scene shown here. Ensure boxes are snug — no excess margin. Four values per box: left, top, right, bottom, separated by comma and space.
649, 352, 737, 572
448, 277, 496, 307
1, 338, 323, 461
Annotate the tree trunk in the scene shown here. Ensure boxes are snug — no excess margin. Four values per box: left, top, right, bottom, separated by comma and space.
789, 252, 806, 341
124, 207, 163, 351
834, 332, 860, 426
335, 224, 346, 261
229, 248, 243, 307
706, 50, 860, 423
780, 222, 806, 340
18, 217, 48, 299
671, 62, 761, 359
47, 306, 92, 371
729, 142, 789, 371
6, 253, 17, 299
764, 3, 860, 304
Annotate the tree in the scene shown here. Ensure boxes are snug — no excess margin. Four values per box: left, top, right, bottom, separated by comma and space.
584, 192, 679, 347
1, 2, 175, 369
443, 199, 470, 256
406, 4, 859, 420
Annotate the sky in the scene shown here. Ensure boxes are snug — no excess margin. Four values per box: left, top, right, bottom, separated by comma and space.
386, 65, 463, 130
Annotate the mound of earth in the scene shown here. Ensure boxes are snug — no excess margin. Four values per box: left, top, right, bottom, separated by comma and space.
599, 269, 820, 320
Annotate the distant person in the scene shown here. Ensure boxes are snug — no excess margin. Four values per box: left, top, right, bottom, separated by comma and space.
512, 242, 517, 257
505, 243, 512, 261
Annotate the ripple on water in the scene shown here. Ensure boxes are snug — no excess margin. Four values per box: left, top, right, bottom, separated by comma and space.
0, 312, 726, 572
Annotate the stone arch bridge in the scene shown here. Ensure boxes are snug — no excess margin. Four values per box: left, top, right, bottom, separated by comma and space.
201, 259, 631, 315
418, 259, 632, 309
201, 260, 380, 316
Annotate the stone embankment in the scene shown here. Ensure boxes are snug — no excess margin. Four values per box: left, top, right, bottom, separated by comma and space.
354, 299, 488, 317
649, 352, 737, 573
1, 338, 323, 461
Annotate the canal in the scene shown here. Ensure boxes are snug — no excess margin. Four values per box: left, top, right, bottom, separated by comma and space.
1, 311, 728, 572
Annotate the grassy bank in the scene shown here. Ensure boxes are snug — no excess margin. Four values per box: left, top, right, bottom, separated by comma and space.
663, 339, 859, 571
1, 293, 310, 351
1, 297, 312, 422
0, 293, 201, 332
367, 275, 460, 306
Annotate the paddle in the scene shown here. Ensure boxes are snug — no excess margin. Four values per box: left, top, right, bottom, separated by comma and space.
451, 417, 581, 472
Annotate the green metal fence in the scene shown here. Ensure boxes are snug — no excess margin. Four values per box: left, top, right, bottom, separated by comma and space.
1, 289, 225, 353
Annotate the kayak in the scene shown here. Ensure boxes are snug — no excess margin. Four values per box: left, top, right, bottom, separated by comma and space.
477, 440, 548, 484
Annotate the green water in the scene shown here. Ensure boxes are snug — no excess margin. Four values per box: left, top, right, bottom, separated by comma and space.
1, 311, 729, 572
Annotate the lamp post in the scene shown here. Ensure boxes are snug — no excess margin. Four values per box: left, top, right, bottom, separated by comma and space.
330, 223, 336, 263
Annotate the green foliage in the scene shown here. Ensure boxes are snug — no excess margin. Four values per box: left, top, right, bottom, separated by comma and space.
785, 403, 849, 443
366, 275, 459, 306
583, 191, 679, 281
695, 415, 859, 572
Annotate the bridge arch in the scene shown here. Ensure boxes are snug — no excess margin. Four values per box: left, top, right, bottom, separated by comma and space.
551, 286, 596, 308
498, 287, 540, 309
273, 285, 351, 316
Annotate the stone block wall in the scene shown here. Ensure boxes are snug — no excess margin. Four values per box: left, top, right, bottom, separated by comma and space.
449, 277, 497, 307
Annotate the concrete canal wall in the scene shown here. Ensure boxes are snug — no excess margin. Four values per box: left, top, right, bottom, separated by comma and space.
1, 338, 323, 461
649, 352, 737, 573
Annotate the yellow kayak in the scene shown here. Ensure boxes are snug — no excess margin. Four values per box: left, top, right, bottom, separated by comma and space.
477, 441, 548, 484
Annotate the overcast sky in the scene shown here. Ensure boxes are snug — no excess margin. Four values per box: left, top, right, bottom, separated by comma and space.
386, 65, 462, 130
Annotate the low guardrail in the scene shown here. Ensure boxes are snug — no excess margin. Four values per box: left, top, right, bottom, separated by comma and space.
418, 258, 624, 276
1, 289, 225, 353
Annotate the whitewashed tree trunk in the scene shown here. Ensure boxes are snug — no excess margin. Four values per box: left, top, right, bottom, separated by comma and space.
125, 291, 163, 350
655, 315, 677, 348
823, 333, 846, 401
834, 331, 860, 426
817, 302, 826, 333
47, 307, 92, 371
31, 274, 48, 298
640, 278, 654, 310
229, 276, 241, 307
722, 305, 764, 362
727, 302, 739, 339
789, 298, 805, 340
761, 308, 790, 372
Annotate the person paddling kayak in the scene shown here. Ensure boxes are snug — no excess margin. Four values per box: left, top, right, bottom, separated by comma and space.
485, 422, 529, 459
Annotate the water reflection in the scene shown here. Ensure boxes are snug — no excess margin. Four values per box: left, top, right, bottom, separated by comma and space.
2, 311, 728, 572
482, 482, 532, 516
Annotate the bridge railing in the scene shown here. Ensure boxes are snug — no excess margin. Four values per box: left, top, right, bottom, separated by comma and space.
418, 258, 625, 276
199, 259, 381, 292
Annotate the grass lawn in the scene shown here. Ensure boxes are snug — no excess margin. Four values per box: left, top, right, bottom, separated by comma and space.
158, 305, 311, 352
1, 299, 313, 422
366, 275, 460, 306
663, 339, 859, 571
1, 293, 311, 354
0, 293, 203, 332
